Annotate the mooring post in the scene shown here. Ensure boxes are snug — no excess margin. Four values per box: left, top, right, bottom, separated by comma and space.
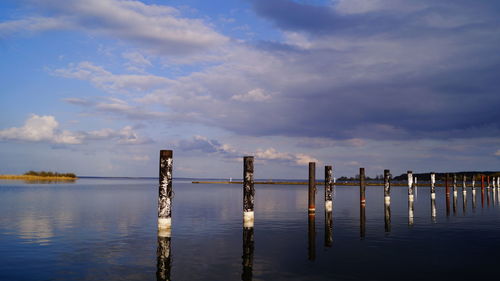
308, 162, 316, 213
158, 150, 173, 235
487, 176, 491, 189
445, 174, 450, 196
325, 166, 333, 212
453, 174, 458, 196
360, 168, 366, 205
384, 169, 391, 203
242, 226, 254, 281
407, 171, 414, 200
243, 156, 255, 227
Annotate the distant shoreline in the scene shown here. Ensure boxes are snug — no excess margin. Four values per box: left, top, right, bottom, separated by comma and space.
0, 175, 78, 181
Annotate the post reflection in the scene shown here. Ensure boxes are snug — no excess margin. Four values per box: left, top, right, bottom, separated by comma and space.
156, 231, 172, 281
453, 190, 457, 216
360, 204, 366, 239
408, 196, 414, 226
242, 226, 254, 281
308, 214, 316, 260
384, 201, 391, 232
324, 209, 333, 247
446, 194, 450, 217
462, 189, 467, 215
472, 189, 477, 211
431, 197, 437, 223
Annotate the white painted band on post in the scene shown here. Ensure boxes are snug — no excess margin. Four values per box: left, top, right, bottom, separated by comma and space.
454, 191, 458, 196
158, 228, 171, 238
325, 200, 333, 212
409, 194, 414, 201
308, 208, 316, 212
244, 211, 254, 227
158, 217, 172, 230
384, 196, 391, 204
431, 193, 436, 199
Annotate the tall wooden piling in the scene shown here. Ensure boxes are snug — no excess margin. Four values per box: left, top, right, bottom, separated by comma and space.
462, 175, 467, 192
243, 156, 255, 227
360, 168, 366, 205
453, 174, 457, 193
325, 166, 333, 212
407, 171, 414, 199
242, 226, 254, 281
308, 162, 316, 213
384, 169, 391, 203
158, 150, 173, 234
487, 176, 491, 189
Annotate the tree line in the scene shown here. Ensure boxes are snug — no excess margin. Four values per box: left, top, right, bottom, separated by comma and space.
23, 171, 77, 178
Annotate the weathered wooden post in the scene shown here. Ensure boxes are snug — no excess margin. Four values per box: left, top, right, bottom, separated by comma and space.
242, 226, 254, 281
453, 185, 457, 216
156, 235, 172, 281
359, 168, 366, 237
308, 213, 316, 260
430, 172, 436, 222
462, 175, 467, 214
308, 162, 316, 213
407, 171, 414, 200
384, 169, 391, 203
243, 156, 255, 227
325, 166, 333, 212
453, 174, 458, 197
158, 150, 173, 235
325, 208, 333, 247
487, 176, 491, 189
360, 168, 366, 205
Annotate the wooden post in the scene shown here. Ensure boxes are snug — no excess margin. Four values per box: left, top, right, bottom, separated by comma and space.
324, 165, 333, 212
430, 172, 436, 222
156, 235, 172, 281
407, 171, 414, 200
158, 150, 173, 235
472, 175, 476, 189
445, 174, 450, 196
242, 226, 254, 281
487, 176, 491, 189
308, 213, 316, 260
308, 162, 316, 213
453, 174, 457, 195
430, 172, 436, 197
462, 175, 467, 192
243, 156, 255, 227
360, 168, 366, 205
384, 169, 391, 203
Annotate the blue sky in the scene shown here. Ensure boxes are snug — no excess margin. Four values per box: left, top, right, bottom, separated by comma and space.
0, 0, 499, 179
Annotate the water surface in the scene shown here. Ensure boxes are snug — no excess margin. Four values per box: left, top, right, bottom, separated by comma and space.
1, 178, 500, 280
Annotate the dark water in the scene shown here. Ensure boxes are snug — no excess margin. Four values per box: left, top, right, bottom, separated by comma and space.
1, 178, 500, 281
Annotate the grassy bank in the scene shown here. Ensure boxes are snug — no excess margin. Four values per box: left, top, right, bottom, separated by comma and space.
0, 175, 78, 181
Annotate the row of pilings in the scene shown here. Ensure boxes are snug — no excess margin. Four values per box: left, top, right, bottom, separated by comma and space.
155, 150, 499, 280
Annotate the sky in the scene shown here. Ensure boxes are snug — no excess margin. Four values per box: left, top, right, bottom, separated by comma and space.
0, 0, 499, 179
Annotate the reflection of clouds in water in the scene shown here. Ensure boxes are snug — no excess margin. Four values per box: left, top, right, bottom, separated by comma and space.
18, 216, 54, 245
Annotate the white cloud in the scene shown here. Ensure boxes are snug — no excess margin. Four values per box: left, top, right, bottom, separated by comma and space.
1, 0, 227, 55
122, 51, 152, 72
0, 115, 81, 144
54, 61, 172, 94
255, 148, 319, 166
231, 88, 271, 102
0, 114, 150, 145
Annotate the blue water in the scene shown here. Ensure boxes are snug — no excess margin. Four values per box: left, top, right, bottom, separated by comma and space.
1, 178, 500, 280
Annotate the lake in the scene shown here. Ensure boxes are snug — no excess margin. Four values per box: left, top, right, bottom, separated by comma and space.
1, 178, 500, 280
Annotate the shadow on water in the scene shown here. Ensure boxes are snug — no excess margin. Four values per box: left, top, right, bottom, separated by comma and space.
308, 214, 316, 261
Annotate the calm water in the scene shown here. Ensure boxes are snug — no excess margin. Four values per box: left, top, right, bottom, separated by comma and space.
1, 178, 500, 280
